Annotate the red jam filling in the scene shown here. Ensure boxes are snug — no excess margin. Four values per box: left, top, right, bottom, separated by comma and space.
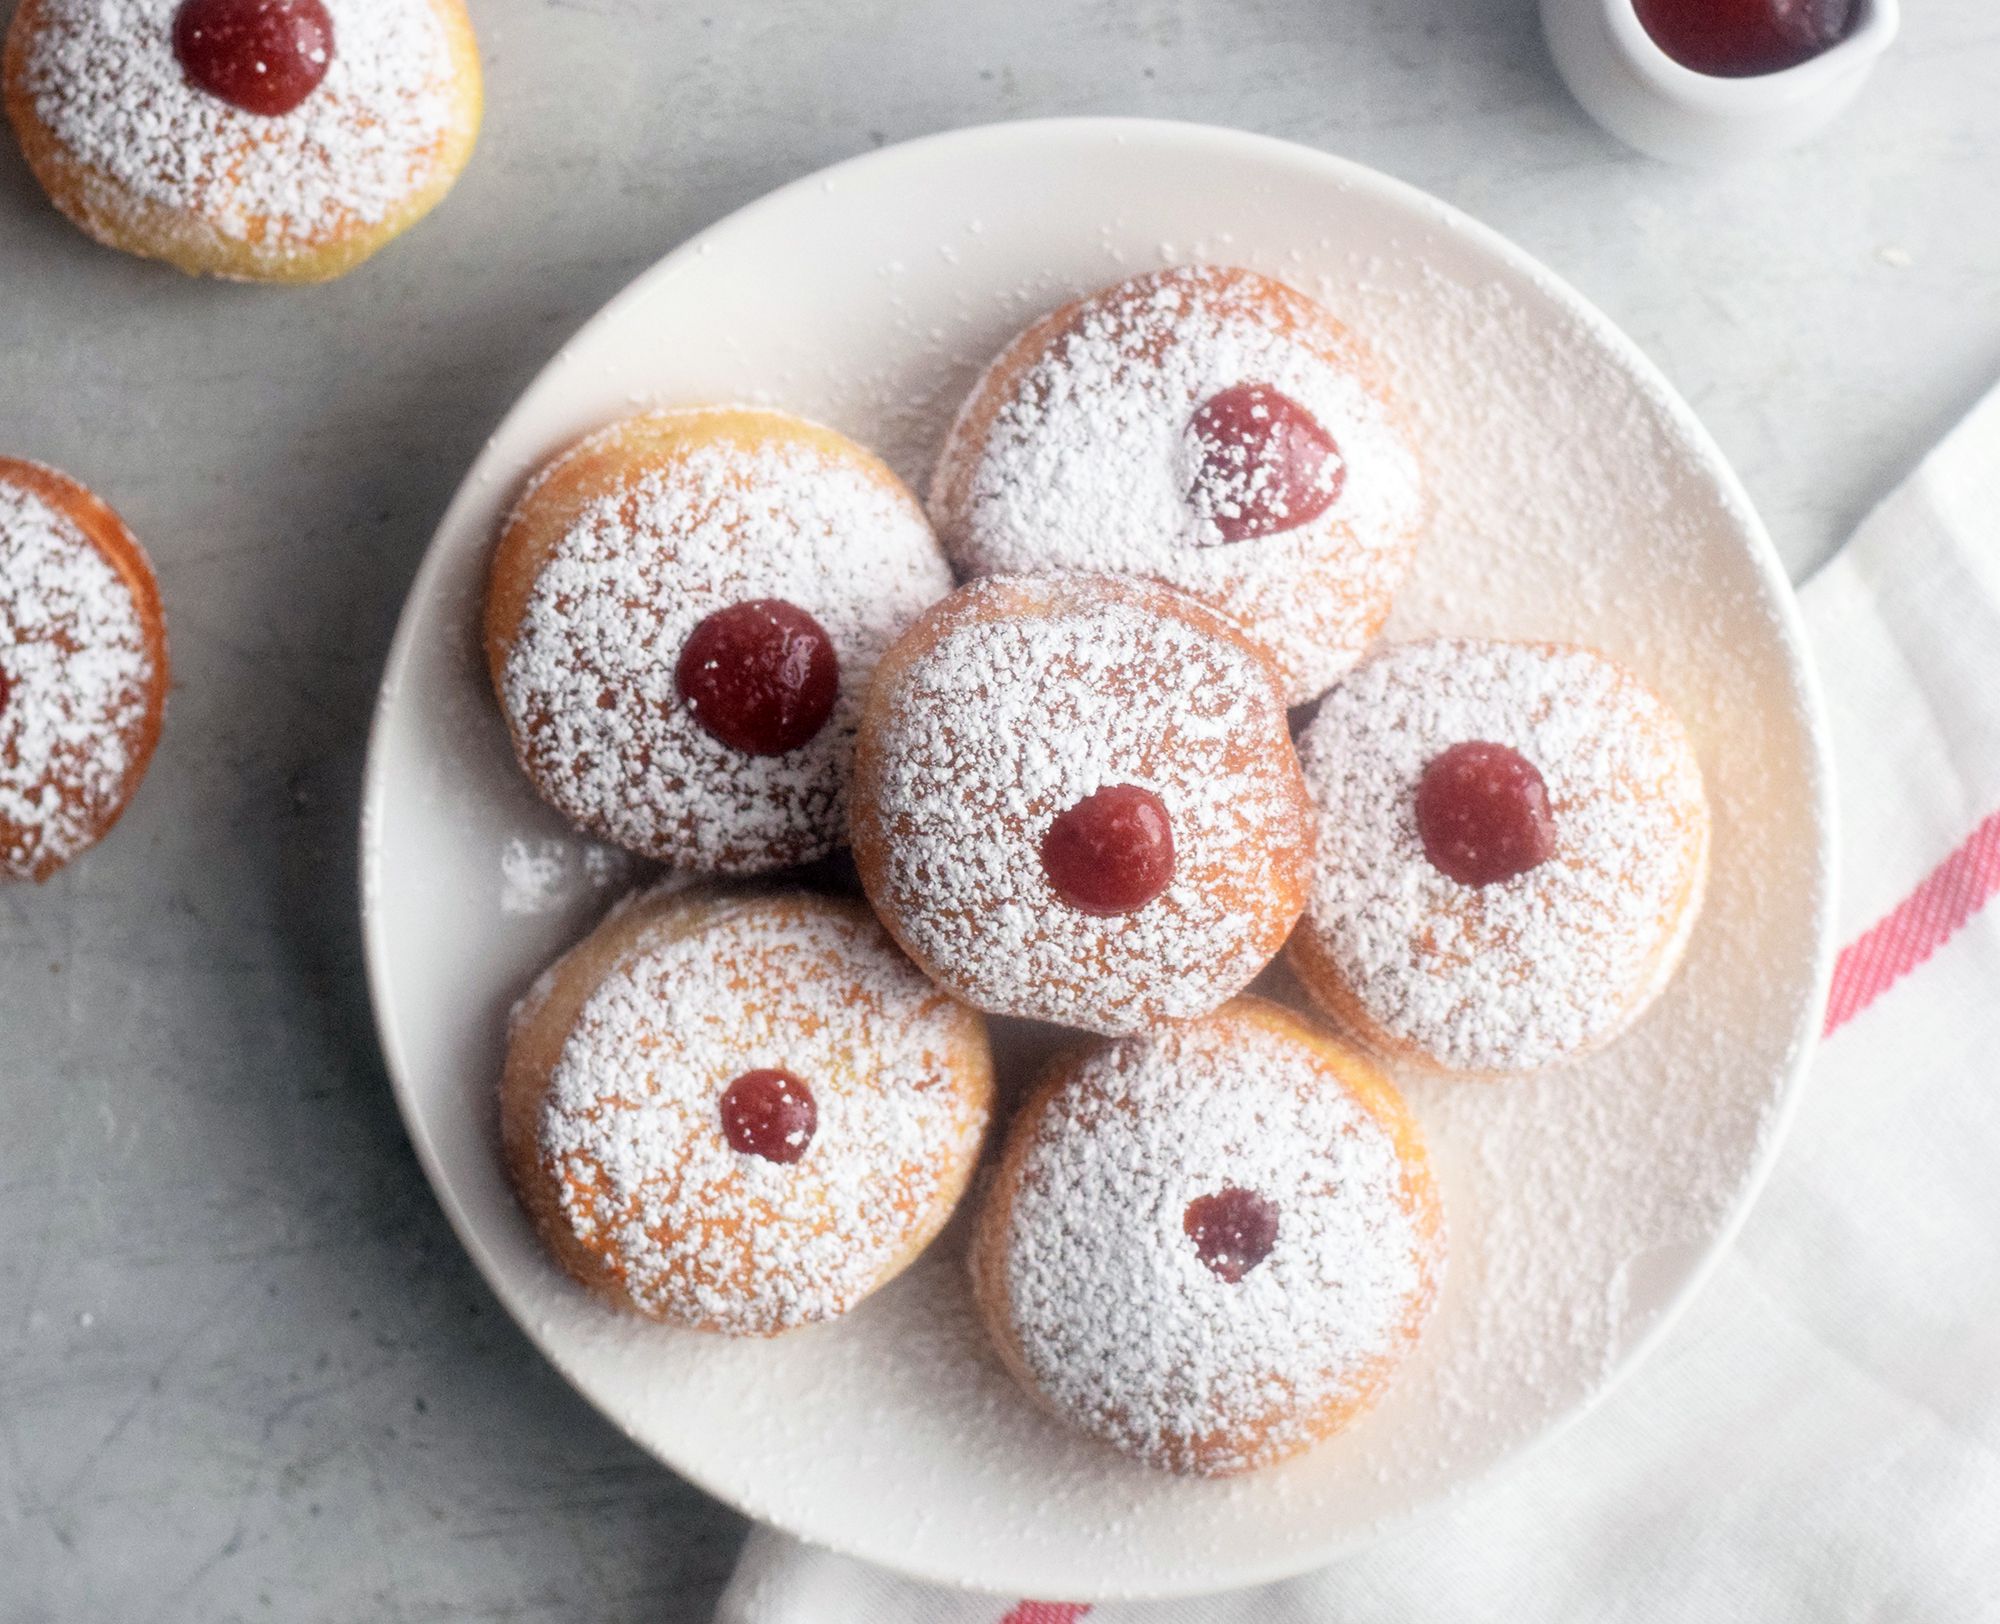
1186, 382, 1345, 544
0, 668, 11, 724
1415, 740, 1557, 888
1039, 784, 1175, 915
1634, 0, 1858, 77
719, 1070, 817, 1165
1184, 1187, 1280, 1283
676, 599, 840, 757
172, 0, 335, 118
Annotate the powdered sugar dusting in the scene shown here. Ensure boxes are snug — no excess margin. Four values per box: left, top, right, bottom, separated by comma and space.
1, 479, 153, 880
1296, 638, 1709, 1072
501, 423, 953, 872
20, 0, 461, 249
860, 577, 1310, 1034
1185, 386, 1345, 536
932, 267, 1423, 701
498, 835, 633, 917
992, 1009, 1438, 1475
538, 898, 988, 1335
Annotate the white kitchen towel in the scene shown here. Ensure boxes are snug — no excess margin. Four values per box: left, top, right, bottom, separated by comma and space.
716, 382, 2000, 1624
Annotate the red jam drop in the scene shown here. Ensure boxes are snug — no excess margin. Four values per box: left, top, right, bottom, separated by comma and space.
173, 0, 335, 117
0, 668, 11, 724
1416, 741, 1557, 888
719, 1070, 817, 1165
1184, 1187, 1279, 1283
1634, 0, 1857, 76
675, 599, 840, 757
1186, 382, 1345, 544
1040, 784, 1175, 916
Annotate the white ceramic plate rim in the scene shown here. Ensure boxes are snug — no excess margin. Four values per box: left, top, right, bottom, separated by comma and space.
361, 117, 1838, 1597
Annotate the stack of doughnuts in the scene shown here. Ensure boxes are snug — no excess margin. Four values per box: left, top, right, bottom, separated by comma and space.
482, 265, 1711, 1478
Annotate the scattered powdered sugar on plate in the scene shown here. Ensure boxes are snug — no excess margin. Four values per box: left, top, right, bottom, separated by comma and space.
19, 0, 460, 247
501, 425, 953, 872
498, 835, 634, 917
1297, 637, 1710, 1073
1280, 258, 1824, 1499
932, 266, 1424, 701
0, 479, 153, 879
860, 577, 1310, 1034
537, 899, 988, 1335
991, 1010, 1439, 1476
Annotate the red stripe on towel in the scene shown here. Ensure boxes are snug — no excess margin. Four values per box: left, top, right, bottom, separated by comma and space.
1825, 807, 2000, 1034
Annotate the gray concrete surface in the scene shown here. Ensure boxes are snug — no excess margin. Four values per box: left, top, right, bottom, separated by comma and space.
2, 2, 1996, 1620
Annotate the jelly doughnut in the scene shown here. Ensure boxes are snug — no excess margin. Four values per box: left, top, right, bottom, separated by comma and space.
502, 886, 994, 1335
1290, 638, 1710, 1074
931, 266, 1425, 704
4, 0, 482, 282
971, 997, 1444, 1475
485, 407, 955, 875
1, 459, 168, 882
850, 573, 1314, 1036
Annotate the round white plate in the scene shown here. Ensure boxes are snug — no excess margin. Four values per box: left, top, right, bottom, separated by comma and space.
361, 118, 1835, 1599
